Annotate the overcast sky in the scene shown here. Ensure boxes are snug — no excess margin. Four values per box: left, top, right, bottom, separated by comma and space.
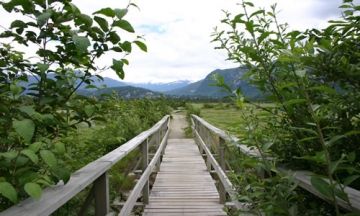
0, 0, 355, 83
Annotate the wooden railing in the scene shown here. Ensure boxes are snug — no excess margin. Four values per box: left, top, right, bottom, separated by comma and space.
191, 115, 249, 211
0, 115, 170, 216
191, 114, 360, 213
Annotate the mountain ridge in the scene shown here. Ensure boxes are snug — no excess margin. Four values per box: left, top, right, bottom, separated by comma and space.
165, 67, 262, 99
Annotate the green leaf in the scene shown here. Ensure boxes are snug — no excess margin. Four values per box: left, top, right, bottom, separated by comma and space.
121, 58, 129, 65
72, 35, 90, 53
40, 150, 57, 168
29, 142, 42, 153
51, 166, 71, 183
112, 46, 123, 52
37, 11, 52, 27
258, 32, 270, 44
94, 7, 115, 17
2, 0, 34, 13
330, 157, 344, 174
245, 21, 254, 33
283, 98, 306, 106
310, 176, 332, 198
344, 175, 360, 186
111, 59, 125, 79
21, 149, 38, 164
84, 105, 95, 116
250, 9, 264, 18
37, 63, 49, 73
0, 151, 18, 159
75, 14, 93, 27
66, 2, 80, 13
121, 41, 132, 52
133, 40, 147, 52
348, 152, 356, 162
13, 119, 35, 143
308, 85, 337, 95
114, 8, 128, 19
108, 31, 120, 44
54, 142, 66, 154
94, 16, 109, 32
295, 151, 326, 164
113, 20, 135, 33
24, 182, 42, 199
19, 106, 37, 117
325, 135, 346, 147
0, 182, 18, 203
10, 20, 26, 29
334, 187, 348, 201
243, 1, 254, 7
10, 84, 22, 95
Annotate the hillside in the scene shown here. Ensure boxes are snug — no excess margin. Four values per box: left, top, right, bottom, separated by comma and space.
166, 67, 262, 99
79, 86, 163, 99
25, 74, 189, 92
129, 80, 191, 92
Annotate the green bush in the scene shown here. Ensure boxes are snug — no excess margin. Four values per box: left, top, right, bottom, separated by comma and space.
213, 0, 360, 214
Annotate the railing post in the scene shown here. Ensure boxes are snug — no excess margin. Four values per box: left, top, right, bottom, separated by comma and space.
156, 130, 161, 172
219, 137, 226, 204
193, 117, 197, 136
142, 138, 149, 204
94, 172, 109, 216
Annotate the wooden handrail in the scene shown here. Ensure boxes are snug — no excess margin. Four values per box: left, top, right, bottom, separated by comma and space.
119, 125, 170, 215
191, 114, 360, 212
192, 115, 260, 157
193, 126, 249, 211
0, 115, 170, 216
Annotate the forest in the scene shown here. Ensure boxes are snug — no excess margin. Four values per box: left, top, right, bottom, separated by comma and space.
0, 0, 359, 215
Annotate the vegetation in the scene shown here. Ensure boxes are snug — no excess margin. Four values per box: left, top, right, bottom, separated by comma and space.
211, 0, 360, 215
0, 0, 153, 211
1, 0, 359, 215
54, 97, 172, 215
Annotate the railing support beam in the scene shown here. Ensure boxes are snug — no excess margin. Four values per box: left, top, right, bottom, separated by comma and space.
94, 172, 109, 216
142, 138, 149, 205
219, 137, 226, 204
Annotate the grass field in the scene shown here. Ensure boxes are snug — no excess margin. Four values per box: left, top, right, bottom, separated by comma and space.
190, 103, 245, 137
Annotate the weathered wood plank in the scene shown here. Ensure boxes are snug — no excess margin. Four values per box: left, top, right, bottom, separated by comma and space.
144, 139, 226, 215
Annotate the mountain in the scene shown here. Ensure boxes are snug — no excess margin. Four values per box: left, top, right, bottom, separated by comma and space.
166, 67, 262, 99
24, 73, 126, 89
128, 80, 192, 92
79, 86, 163, 99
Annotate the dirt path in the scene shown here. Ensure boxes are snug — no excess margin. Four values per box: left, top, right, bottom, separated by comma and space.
168, 111, 188, 139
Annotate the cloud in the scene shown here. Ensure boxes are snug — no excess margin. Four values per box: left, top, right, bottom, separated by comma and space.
0, 0, 356, 83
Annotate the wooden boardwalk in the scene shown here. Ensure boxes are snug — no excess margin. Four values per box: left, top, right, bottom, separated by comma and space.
143, 137, 226, 215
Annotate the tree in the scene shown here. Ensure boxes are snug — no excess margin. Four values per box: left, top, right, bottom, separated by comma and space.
0, 0, 146, 208
212, 0, 360, 214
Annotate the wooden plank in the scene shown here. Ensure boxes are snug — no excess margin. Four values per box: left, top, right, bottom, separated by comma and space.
0, 116, 170, 216
141, 138, 149, 204
144, 139, 226, 215
94, 172, 109, 216
144, 213, 227, 216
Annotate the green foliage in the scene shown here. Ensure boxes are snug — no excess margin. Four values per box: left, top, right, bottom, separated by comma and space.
213, 0, 360, 214
0, 0, 146, 210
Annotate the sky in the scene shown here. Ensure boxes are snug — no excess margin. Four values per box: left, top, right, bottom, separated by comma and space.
0, 0, 355, 83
